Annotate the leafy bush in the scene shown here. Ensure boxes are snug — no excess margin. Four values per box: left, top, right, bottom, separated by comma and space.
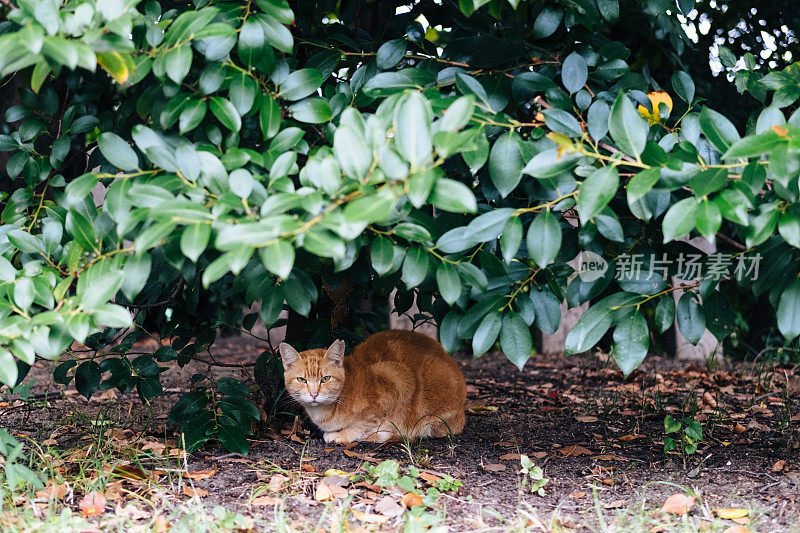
0, 0, 798, 452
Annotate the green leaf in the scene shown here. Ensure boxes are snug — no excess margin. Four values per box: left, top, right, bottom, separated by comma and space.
238, 19, 265, 66
488, 132, 523, 197
260, 284, 284, 326
439, 95, 475, 132
565, 293, 632, 354
75, 361, 101, 399
98, 133, 139, 171
376, 39, 406, 70
699, 107, 740, 154
695, 199, 721, 241
597, 0, 619, 22
500, 217, 523, 263
676, 293, 705, 344
279, 68, 323, 101
654, 295, 675, 334
436, 263, 461, 305
745, 209, 779, 248
499, 313, 532, 370
561, 52, 587, 94
371, 236, 395, 276
612, 309, 649, 377
671, 71, 695, 103
164, 45, 192, 84
428, 178, 478, 213
121, 253, 152, 301
180, 224, 210, 262
259, 240, 295, 279
218, 421, 250, 454
333, 124, 371, 181
689, 168, 727, 196
578, 165, 619, 225
259, 95, 282, 140
626, 167, 659, 203
532, 6, 562, 38
230, 74, 257, 114
65, 173, 98, 208
258, 12, 293, 53
179, 100, 207, 134
467, 208, 515, 242
472, 312, 501, 356
135, 221, 177, 254
777, 278, 800, 342
721, 130, 784, 160
208, 97, 241, 132
662, 197, 697, 243
779, 210, 800, 248
91, 303, 133, 328
522, 148, 582, 178
527, 211, 561, 268
303, 229, 345, 259
288, 97, 332, 123
0, 349, 19, 388
542, 108, 582, 137
402, 247, 429, 288
587, 100, 610, 141
13, 278, 34, 311
394, 91, 433, 169
66, 210, 98, 251
609, 93, 648, 158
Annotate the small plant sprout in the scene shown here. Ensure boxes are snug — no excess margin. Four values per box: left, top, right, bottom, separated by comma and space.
519, 455, 549, 496
664, 415, 703, 457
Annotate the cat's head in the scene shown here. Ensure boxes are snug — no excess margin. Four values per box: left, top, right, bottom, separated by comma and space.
279, 340, 345, 406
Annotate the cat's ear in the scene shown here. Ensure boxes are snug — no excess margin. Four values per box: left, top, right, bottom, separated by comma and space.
278, 343, 300, 369
324, 339, 345, 366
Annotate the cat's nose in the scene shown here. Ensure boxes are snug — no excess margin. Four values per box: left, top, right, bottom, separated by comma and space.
309, 390, 318, 399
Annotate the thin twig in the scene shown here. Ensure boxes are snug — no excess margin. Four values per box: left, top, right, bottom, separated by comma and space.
0, 0, 15, 11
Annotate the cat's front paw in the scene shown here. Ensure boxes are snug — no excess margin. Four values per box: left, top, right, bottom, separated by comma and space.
323, 430, 354, 444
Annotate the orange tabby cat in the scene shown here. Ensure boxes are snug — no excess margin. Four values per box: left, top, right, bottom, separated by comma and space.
279, 330, 466, 443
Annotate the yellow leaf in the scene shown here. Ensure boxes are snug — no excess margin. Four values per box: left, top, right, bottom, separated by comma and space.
637, 91, 673, 124
713, 508, 750, 519
324, 468, 354, 479
97, 52, 132, 85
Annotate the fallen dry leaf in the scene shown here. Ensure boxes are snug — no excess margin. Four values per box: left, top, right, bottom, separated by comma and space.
401, 492, 424, 508
251, 495, 278, 506
569, 491, 586, 499
722, 526, 752, 533
499, 453, 522, 461
184, 469, 216, 480
79, 491, 106, 517
269, 474, 289, 492
110, 464, 149, 481
733, 423, 746, 434
619, 434, 645, 442
182, 486, 209, 498
558, 445, 593, 457
315, 482, 333, 502
482, 463, 506, 472
374, 495, 404, 517
351, 509, 390, 524
702, 391, 717, 408
36, 483, 69, 500
713, 508, 749, 519
153, 514, 169, 533
593, 454, 629, 462
660, 493, 695, 516
772, 460, 787, 472
467, 405, 499, 415
603, 499, 624, 509
575, 416, 599, 423
531, 451, 548, 459
419, 472, 442, 485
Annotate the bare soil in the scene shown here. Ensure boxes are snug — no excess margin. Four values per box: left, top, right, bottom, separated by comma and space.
2, 333, 799, 532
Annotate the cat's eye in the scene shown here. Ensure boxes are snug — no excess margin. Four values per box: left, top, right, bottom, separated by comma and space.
296, 377, 307, 383
320, 376, 331, 383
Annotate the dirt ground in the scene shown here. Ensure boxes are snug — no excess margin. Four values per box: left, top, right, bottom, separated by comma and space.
1, 332, 799, 532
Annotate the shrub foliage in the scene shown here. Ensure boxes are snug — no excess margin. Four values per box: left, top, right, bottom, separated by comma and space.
0, 0, 798, 451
